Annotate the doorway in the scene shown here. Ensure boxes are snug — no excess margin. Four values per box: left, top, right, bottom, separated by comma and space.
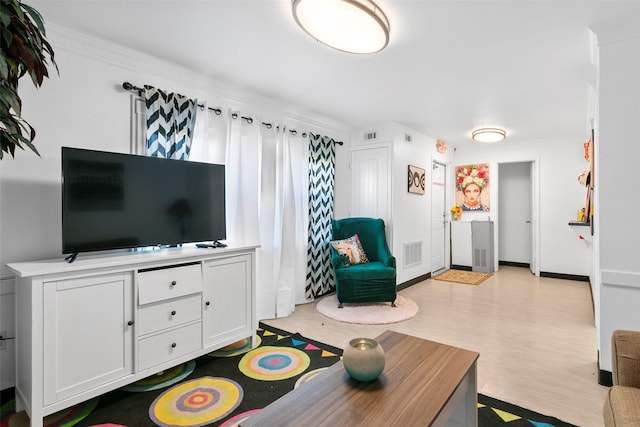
498, 161, 537, 274
431, 161, 447, 273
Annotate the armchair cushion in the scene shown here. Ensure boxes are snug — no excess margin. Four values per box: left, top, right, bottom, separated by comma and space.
330, 234, 370, 266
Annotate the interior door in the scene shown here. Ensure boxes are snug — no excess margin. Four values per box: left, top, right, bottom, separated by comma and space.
350, 146, 391, 240
431, 161, 446, 272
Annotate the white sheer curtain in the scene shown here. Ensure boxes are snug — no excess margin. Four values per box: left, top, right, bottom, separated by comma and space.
260, 126, 311, 318
225, 112, 260, 245
190, 105, 227, 165
189, 108, 312, 319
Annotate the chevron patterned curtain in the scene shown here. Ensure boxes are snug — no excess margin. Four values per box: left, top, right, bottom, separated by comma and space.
144, 85, 197, 160
306, 133, 336, 298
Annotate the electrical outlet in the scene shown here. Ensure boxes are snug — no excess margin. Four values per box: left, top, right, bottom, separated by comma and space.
0, 330, 6, 350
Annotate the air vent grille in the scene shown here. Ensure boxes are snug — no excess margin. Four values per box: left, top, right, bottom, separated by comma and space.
403, 241, 422, 268
404, 133, 412, 143
364, 131, 377, 141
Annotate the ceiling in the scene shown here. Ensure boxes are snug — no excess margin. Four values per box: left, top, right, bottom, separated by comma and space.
29, 1, 640, 148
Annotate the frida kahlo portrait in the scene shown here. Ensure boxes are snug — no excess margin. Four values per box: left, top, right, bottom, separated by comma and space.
455, 163, 490, 212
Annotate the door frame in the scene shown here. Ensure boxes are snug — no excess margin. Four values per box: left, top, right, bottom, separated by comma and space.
496, 157, 540, 276
431, 159, 448, 274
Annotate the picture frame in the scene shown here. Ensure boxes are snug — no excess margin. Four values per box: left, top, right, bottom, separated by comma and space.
408, 165, 426, 195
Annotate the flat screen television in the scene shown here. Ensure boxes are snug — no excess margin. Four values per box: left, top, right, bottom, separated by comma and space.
62, 147, 226, 255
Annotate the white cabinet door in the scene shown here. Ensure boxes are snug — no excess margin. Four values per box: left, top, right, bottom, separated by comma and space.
43, 273, 133, 405
202, 254, 252, 347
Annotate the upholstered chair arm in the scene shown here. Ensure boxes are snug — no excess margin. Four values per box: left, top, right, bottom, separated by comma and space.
611, 330, 640, 388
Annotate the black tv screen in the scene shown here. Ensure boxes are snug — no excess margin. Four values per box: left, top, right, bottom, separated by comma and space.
62, 147, 226, 254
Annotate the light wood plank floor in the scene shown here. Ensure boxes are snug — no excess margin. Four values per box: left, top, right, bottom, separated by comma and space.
262, 266, 609, 427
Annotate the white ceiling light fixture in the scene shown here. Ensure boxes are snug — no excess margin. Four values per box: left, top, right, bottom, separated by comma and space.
291, 0, 390, 54
471, 128, 507, 143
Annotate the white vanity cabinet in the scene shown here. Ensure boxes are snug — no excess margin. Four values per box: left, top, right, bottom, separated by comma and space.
7, 245, 257, 427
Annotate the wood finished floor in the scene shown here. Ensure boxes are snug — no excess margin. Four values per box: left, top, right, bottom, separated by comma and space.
262, 266, 608, 427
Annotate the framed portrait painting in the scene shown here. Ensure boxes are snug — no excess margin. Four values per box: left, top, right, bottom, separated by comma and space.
455, 163, 490, 211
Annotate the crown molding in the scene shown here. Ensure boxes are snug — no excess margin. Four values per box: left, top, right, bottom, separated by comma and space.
590, 14, 640, 46
45, 23, 351, 137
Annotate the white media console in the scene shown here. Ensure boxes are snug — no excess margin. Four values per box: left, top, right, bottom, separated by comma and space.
6, 244, 257, 427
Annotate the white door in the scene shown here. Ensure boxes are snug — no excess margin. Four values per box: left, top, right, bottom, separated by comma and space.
350, 146, 391, 227
498, 162, 532, 266
431, 161, 446, 272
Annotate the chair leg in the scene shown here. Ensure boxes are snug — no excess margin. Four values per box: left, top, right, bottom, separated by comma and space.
338, 303, 343, 308
391, 302, 396, 307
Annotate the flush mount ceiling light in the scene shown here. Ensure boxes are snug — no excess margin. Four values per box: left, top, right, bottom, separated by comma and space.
292, 0, 390, 54
471, 128, 507, 143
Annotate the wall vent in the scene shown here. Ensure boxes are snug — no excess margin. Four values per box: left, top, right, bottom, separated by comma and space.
404, 133, 412, 144
403, 241, 422, 268
363, 130, 377, 141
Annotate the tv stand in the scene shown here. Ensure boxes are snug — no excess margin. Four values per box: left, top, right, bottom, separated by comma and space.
7, 244, 257, 427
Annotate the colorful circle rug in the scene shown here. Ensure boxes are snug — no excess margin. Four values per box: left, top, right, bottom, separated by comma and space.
238, 346, 310, 381
316, 294, 418, 324
149, 376, 242, 427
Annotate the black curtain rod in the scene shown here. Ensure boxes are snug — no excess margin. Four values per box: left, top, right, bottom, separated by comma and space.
122, 82, 221, 115
122, 81, 343, 146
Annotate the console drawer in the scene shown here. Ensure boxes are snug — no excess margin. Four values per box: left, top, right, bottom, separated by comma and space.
138, 264, 202, 304
137, 294, 202, 336
138, 322, 202, 371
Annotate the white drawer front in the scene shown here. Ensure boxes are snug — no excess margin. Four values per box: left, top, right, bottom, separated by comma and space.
137, 294, 202, 336
138, 264, 202, 305
138, 323, 202, 371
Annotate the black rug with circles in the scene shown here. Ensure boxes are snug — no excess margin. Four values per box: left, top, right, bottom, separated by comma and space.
0, 323, 576, 427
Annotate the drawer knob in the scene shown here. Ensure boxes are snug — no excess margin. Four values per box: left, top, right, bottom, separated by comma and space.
171, 280, 177, 287
205, 301, 211, 306
171, 310, 176, 316
127, 320, 134, 326
171, 342, 177, 348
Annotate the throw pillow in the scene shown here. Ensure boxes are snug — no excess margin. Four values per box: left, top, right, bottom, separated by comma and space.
330, 234, 370, 266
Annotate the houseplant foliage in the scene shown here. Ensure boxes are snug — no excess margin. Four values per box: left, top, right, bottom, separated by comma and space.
0, 0, 57, 160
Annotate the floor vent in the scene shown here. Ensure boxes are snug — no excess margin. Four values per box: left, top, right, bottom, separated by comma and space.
363, 130, 377, 141
403, 241, 422, 268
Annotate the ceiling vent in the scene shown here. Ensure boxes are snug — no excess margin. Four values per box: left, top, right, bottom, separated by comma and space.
363, 130, 377, 141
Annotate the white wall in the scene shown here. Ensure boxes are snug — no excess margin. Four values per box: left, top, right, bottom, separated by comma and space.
591, 17, 640, 373
454, 138, 591, 276
0, 25, 351, 277
0, 25, 351, 388
350, 122, 454, 285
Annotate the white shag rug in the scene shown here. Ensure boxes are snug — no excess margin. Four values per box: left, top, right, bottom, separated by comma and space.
316, 294, 418, 325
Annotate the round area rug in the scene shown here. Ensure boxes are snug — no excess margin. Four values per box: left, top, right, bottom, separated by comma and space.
316, 295, 418, 324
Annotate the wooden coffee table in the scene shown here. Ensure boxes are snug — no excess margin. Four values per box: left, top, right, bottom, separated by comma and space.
241, 330, 479, 426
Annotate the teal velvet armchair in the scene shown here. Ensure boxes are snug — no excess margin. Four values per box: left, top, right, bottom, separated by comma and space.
330, 217, 397, 308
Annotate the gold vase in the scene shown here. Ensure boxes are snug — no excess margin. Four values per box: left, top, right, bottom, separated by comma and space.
343, 337, 385, 382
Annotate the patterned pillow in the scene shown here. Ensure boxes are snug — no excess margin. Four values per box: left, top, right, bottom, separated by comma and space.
330, 234, 370, 266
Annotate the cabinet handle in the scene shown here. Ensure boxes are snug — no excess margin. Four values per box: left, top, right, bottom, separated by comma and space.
170, 280, 177, 287
171, 343, 177, 348
205, 301, 211, 306
171, 310, 176, 316
127, 320, 134, 326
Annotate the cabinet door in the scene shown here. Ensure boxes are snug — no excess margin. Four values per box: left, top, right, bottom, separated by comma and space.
43, 273, 133, 405
202, 254, 252, 347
